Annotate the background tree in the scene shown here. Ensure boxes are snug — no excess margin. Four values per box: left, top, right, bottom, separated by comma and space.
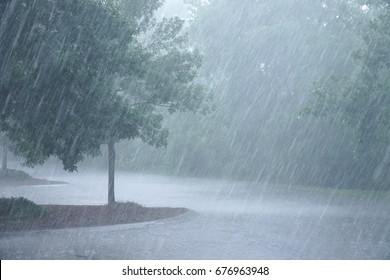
111, 0, 371, 188
304, 2, 390, 187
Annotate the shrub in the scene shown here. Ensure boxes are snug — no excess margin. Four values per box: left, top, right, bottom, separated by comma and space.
0, 169, 32, 180
0, 197, 45, 221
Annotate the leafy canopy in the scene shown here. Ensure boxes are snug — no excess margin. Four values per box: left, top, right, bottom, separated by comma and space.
304, 3, 390, 164
0, 0, 207, 171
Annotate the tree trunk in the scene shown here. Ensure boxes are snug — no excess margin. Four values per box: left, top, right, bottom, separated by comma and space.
108, 141, 116, 205
373, 144, 390, 182
2, 137, 7, 172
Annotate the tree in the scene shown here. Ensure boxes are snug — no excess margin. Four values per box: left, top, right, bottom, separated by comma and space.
303, 3, 390, 187
0, 0, 208, 203
1, 135, 7, 172
0, 0, 148, 191
0, 0, 145, 169
104, 14, 208, 204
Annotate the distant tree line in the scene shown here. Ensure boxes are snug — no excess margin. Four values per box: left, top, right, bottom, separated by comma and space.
304, 0, 390, 188
110, 0, 390, 190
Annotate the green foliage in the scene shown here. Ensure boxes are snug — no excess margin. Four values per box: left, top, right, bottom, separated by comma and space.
113, 0, 370, 188
117, 0, 163, 32
304, 3, 390, 186
301, 77, 353, 122
0, 0, 208, 171
0, 0, 142, 171
0, 197, 45, 221
117, 13, 210, 148
0, 169, 31, 180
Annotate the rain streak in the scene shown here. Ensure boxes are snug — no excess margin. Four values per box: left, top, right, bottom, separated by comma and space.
0, 0, 389, 260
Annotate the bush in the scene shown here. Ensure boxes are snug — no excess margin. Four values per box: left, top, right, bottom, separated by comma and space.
0, 169, 31, 180
0, 197, 45, 221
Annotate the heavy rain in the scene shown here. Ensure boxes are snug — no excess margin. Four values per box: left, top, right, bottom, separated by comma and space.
0, 0, 389, 260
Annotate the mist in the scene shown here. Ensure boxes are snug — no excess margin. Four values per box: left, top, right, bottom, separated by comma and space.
0, 0, 389, 260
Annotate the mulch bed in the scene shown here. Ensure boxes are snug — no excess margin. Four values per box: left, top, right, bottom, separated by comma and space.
0, 204, 188, 232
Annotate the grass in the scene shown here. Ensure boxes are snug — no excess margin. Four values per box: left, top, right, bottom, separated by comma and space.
267, 182, 390, 201
0, 197, 46, 221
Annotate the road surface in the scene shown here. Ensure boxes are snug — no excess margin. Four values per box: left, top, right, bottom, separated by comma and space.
0, 171, 389, 259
